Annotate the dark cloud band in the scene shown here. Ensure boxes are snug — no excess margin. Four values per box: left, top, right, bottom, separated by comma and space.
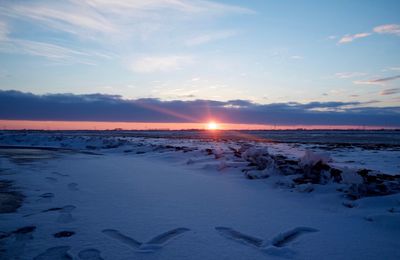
1, 90, 399, 126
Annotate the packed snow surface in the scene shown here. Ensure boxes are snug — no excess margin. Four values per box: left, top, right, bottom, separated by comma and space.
0, 130, 399, 259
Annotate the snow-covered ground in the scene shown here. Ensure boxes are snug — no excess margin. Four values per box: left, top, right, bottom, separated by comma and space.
0, 131, 399, 259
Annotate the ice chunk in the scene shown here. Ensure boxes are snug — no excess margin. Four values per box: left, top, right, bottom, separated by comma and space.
300, 150, 331, 166
341, 168, 364, 184
241, 147, 268, 161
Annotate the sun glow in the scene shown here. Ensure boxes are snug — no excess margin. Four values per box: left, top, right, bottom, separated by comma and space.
207, 121, 219, 130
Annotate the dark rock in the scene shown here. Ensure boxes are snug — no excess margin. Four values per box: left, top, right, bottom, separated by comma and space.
293, 177, 315, 185
175, 146, 184, 151
330, 168, 343, 183
377, 174, 399, 181
297, 161, 331, 184
345, 169, 400, 199
271, 155, 302, 176
246, 155, 270, 170
346, 182, 393, 199
284, 159, 299, 165
357, 169, 372, 177
228, 147, 242, 158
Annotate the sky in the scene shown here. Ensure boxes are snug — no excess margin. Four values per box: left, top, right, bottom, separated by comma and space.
0, 0, 399, 129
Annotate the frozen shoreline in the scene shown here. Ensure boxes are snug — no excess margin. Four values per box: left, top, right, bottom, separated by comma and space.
1, 130, 399, 175
0, 132, 400, 259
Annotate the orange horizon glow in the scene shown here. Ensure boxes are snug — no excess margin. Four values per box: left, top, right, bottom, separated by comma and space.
0, 120, 397, 131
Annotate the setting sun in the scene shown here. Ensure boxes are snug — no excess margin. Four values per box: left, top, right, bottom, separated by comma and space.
207, 121, 219, 130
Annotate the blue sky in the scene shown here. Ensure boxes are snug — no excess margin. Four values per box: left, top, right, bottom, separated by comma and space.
0, 0, 399, 126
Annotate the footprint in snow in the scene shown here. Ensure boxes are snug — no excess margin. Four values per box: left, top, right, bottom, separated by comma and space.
215, 226, 318, 257
56, 205, 76, 223
37, 192, 54, 203
78, 248, 104, 260
102, 227, 190, 252
68, 182, 79, 191
45, 177, 57, 183
52, 171, 69, 177
24, 205, 76, 223
54, 231, 75, 238
33, 246, 72, 260
0, 226, 37, 259
0, 226, 36, 240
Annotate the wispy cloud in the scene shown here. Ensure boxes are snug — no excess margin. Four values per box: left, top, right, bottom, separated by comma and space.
0, 0, 253, 68
1, 0, 253, 39
130, 55, 194, 73
353, 75, 400, 85
382, 66, 400, 72
373, 24, 400, 36
185, 30, 237, 46
290, 55, 303, 60
335, 72, 367, 79
380, 88, 400, 96
0, 20, 111, 64
337, 23, 400, 44
6, 4, 116, 36
338, 32, 371, 44
83, 0, 255, 15
0, 21, 8, 41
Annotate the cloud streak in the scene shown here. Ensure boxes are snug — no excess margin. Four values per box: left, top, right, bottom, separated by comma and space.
1, 0, 253, 39
353, 75, 400, 85
373, 24, 400, 36
338, 33, 371, 44
0, 21, 8, 41
6, 4, 116, 35
0, 20, 113, 64
380, 88, 400, 96
0, 90, 399, 127
83, 0, 255, 15
335, 72, 367, 79
338, 23, 400, 44
0, 0, 253, 66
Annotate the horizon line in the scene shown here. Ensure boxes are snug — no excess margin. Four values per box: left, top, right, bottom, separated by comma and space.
0, 120, 398, 131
